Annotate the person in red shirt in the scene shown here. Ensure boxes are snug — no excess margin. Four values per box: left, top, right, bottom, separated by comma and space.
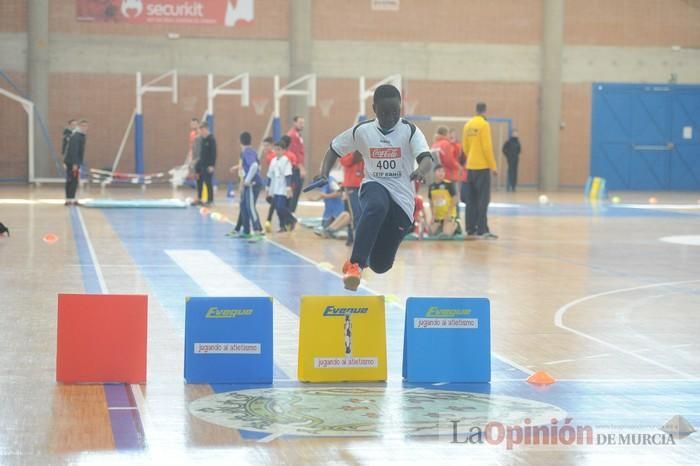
186, 117, 199, 165
449, 128, 465, 177
412, 180, 431, 239
449, 126, 468, 208
286, 116, 305, 212
282, 135, 299, 224
184, 117, 201, 203
413, 195, 431, 239
262, 136, 276, 168
282, 139, 298, 168
255, 136, 274, 233
432, 126, 461, 183
339, 151, 365, 246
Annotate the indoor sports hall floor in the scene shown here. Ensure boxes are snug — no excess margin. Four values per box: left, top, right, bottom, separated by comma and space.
1, 185, 699, 465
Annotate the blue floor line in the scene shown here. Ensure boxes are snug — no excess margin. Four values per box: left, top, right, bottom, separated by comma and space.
69, 209, 146, 450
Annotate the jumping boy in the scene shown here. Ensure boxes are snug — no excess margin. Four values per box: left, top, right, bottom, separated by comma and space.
318, 84, 433, 291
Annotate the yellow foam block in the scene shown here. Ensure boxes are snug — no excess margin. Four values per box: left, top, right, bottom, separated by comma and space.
298, 295, 387, 382
589, 176, 602, 200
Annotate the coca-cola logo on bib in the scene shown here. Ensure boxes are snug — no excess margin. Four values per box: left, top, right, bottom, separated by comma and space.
369, 147, 401, 159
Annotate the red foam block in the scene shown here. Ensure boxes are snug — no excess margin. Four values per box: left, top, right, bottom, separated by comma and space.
56, 294, 148, 383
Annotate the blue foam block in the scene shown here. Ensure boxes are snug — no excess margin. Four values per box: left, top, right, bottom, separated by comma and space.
184, 297, 273, 384
402, 297, 491, 383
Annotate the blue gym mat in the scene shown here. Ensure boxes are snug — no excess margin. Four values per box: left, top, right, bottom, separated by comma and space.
79, 199, 189, 209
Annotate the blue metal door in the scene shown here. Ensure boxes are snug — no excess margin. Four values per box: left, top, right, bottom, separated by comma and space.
670, 91, 700, 190
591, 83, 700, 190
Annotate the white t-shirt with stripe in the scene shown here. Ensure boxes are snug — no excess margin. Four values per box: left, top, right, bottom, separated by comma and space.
331, 118, 430, 220
267, 155, 293, 196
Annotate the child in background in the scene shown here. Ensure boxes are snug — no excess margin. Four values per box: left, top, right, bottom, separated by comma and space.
260, 136, 277, 233
266, 140, 296, 232
265, 136, 298, 231
312, 175, 350, 239
432, 127, 461, 183
412, 197, 431, 240
428, 164, 460, 237
262, 136, 276, 169
238, 131, 264, 241
339, 151, 364, 246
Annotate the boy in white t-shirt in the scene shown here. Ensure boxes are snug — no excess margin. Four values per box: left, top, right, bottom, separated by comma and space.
266, 141, 296, 232
318, 84, 434, 290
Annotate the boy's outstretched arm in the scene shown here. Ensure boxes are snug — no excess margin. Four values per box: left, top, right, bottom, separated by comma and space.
319, 146, 341, 178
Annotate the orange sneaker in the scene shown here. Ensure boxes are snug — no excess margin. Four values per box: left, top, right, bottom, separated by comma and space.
342, 260, 362, 291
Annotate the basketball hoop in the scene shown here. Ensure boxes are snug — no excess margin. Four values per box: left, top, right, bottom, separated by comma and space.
319, 99, 335, 118
253, 98, 269, 116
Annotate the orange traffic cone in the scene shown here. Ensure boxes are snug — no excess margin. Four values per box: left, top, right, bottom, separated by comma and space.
527, 371, 556, 385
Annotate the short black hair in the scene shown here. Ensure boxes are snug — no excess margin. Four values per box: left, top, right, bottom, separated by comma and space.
279, 134, 291, 149
293, 115, 303, 122
240, 131, 252, 145
263, 136, 274, 144
434, 164, 444, 171
476, 102, 487, 114
191, 117, 199, 122
373, 84, 401, 104
68, 119, 77, 124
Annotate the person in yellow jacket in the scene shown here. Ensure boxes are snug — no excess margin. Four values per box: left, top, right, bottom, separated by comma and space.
462, 102, 498, 239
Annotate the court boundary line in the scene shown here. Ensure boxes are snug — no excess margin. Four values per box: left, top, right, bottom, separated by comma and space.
75, 208, 149, 446
76, 208, 108, 293
554, 279, 700, 380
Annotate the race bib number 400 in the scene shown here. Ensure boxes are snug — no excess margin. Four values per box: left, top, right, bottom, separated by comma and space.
369, 147, 402, 178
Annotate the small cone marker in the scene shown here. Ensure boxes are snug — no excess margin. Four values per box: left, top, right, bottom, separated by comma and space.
527, 371, 556, 385
42, 233, 59, 244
